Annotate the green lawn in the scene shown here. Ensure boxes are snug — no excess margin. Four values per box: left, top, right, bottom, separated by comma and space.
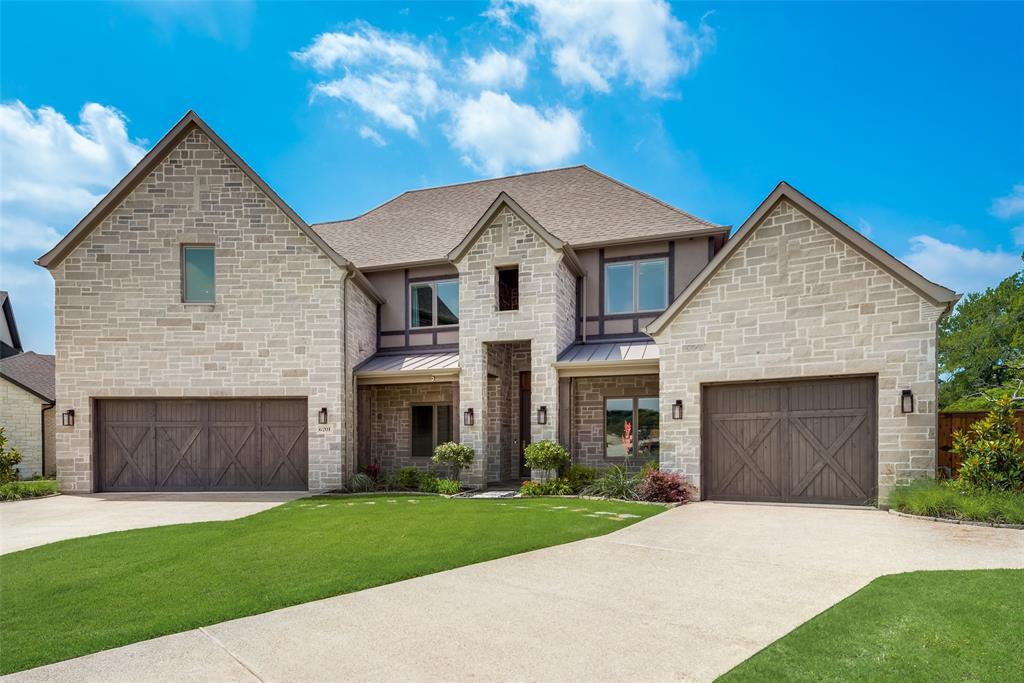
0, 495, 661, 674
719, 569, 1024, 683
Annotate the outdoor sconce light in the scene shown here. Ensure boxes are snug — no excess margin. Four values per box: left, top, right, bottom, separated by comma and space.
318, 407, 328, 424
537, 405, 547, 425
61, 409, 75, 427
672, 400, 683, 420
463, 408, 474, 426
901, 389, 915, 414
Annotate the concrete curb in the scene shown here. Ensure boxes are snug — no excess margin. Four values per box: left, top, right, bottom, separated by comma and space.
887, 509, 1024, 530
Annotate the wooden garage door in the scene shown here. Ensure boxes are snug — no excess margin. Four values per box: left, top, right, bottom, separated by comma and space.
703, 377, 876, 505
96, 399, 308, 492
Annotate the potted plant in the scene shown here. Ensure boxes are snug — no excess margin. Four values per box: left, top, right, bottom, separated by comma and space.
431, 442, 475, 483
524, 440, 570, 481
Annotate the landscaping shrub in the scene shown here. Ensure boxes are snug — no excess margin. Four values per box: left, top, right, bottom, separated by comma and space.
888, 478, 1024, 525
524, 440, 570, 474
951, 395, 1024, 493
418, 471, 440, 493
0, 479, 58, 502
346, 473, 376, 493
432, 442, 475, 481
397, 467, 421, 490
434, 479, 462, 496
640, 460, 659, 477
565, 465, 598, 493
518, 478, 573, 496
637, 469, 695, 503
0, 428, 22, 485
363, 463, 381, 480
581, 466, 640, 500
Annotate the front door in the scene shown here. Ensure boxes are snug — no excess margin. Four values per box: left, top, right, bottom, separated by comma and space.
518, 371, 531, 477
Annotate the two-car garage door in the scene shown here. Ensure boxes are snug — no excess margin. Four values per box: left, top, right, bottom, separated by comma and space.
96, 399, 308, 492
703, 377, 877, 505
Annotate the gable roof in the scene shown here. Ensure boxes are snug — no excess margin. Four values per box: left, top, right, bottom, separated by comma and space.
0, 291, 23, 355
0, 351, 55, 403
646, 181, 960, 337
447, 192, 584, 276
34, 111, 382, 303
313, 165, 726, 270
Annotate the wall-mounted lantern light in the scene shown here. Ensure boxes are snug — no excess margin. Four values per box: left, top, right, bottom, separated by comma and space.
61, 409, 75, 427
537, 405, 547, 425
900, 389, 915, 414
672, 400, 683, 420
463, 408, 474, 426
318, 407, 329, 424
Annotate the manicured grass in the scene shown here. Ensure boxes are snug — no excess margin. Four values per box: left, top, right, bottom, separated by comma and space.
720, 569, 1024, 683
888, 479, 1024, 524
0, 479, 59, 501
0, 495, 662, 674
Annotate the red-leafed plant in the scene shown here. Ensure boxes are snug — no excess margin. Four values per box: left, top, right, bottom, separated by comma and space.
637, 469, 696, 503
365, 462, 381, 480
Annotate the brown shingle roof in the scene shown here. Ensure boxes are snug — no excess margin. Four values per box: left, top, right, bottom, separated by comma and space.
0, 351, 55, 402
313, 165, 725, 270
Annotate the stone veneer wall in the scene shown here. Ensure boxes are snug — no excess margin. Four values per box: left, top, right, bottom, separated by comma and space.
345, 278, 379, 480
654, 200, 946, 499
0, 379, 48, 478
51, 128, 348, 492
367, 382, 458, 475
455, 205, 577, 486
570, 374, 660, 470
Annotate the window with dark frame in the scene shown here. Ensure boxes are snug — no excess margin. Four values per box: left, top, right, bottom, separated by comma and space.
182, 245, 215, 303
410, 404, 454, 457
604, 396, 660, 462
497, 266, 520, 311
410, 280, 459, 328
604, 258, 668, 314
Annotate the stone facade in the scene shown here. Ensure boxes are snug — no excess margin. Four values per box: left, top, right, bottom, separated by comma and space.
454, 205, 577, 486
365, 381, 458, 475
654, 200, 946, 499
570, 374, 660, 470
0, 379, 51, 478
51, 129, 349, 492
344, 278, 379, 479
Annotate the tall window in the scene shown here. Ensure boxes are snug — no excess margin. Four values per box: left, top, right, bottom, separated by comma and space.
410, 280, 459, 328
605, 397, 660, 462
182, 245, 215, 303
411, 404, 454, 457
497, 266, 519, 311
604, 258, 668, 314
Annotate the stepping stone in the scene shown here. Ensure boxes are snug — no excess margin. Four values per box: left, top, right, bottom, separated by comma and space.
617, 513, 641, 518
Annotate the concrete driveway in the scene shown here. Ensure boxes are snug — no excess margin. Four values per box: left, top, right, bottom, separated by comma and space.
5, 502, 1023, 682
0, 491, 306, 554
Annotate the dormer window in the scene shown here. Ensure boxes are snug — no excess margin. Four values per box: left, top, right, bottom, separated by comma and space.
410, 279, 459, 328
497, 266, 519, 311
604, 258, 667, 314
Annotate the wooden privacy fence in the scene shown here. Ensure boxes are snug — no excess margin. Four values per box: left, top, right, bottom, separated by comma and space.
937, 410, 1024, 478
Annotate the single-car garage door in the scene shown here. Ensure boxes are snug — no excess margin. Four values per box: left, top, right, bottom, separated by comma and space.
96, 399, 308, 492
703, 377, 876, 505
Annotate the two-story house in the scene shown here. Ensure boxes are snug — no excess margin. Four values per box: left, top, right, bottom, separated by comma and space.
38, 112, 958, 504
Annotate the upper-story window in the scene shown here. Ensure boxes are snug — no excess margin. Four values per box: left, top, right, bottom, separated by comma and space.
182, 245, 215, 303
410, 279, 459, 328
604, 258, 668, 314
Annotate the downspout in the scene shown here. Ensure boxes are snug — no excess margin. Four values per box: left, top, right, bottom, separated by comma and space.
41, 402, 55, 478
342, 273, 349, 486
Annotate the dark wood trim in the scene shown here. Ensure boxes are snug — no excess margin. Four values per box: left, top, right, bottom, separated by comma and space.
603, 251, 671, 264
707, 235, 715, 261
598, 248, 605, 336
370, 343, 459, 356
403, 268, 410, 348
667, 241, 676, 298
407, 274, 458, 284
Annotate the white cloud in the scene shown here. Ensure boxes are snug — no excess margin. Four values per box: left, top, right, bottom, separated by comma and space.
902, 235, 1021, 295
0, 216, 62, 252
463, 49, 528, 89
855, 218, 874, 238
292, 23, 438, 73
1013, 225, 1024, 247
494, 0, 714, 95
449, 91, 582, 175
358, 125, 387, 147
991, 184, 1024, 220
313, 73, 440, 136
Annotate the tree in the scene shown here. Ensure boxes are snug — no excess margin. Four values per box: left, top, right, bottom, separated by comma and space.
938, 258, 1024, 410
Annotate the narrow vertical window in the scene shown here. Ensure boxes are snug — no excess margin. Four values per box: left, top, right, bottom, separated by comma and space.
604, 263, 634, 314
182, 245, 215, 303
497, 266, 520, 311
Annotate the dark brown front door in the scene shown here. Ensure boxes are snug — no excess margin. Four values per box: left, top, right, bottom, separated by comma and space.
702, 377, 877, 505
519, 371, 531, 477
96, 398, 308, 492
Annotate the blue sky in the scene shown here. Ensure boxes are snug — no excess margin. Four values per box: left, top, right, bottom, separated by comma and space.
1, 1, 1022, 353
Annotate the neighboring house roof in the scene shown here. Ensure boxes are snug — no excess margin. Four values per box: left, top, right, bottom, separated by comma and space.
314, 166, 727, 270
646, 181, 961, 337
355, 350, 460, 384
34, 111, 382, 304
0, 291, 23, 357
0, 351, 55, 403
